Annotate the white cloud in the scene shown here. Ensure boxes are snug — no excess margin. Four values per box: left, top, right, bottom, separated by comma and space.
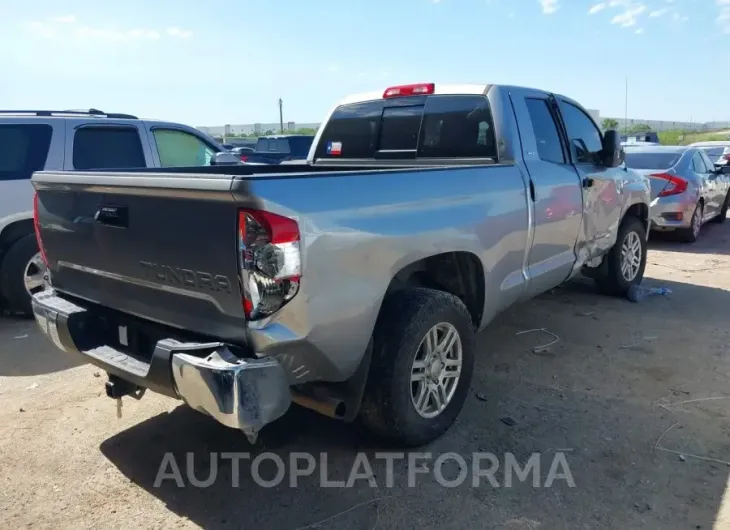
52, 15, 76, 24
166, 27, 193, 39
26, 16, 192, 42
649, 8, 668, 17
538, 0, 559, 15
610, 4, 647, 28
718, 0, 730, 34
588, 3, 606, 14
635, 27, 644, 34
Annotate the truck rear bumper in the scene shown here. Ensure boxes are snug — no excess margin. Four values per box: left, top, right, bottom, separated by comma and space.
32, 290, 292, 438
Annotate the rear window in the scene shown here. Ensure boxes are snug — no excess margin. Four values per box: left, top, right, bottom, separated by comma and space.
73, 126, 146, 170
0, 124, 53, 181
255, 137, 315, 156
624, 151, 682, 170
315, 95, 497, 160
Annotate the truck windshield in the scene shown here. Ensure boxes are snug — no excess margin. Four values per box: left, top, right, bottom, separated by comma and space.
0, 124, 53, 181
624, 151, 681, 170
314, 95, 497, 160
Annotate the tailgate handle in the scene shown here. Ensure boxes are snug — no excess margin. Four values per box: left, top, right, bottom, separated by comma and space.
95, 205, 128, 228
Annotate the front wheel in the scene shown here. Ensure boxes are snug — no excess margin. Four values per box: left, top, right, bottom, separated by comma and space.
711, 193, 729, 224
595, 216, 647, 296
359, 287, 475, 447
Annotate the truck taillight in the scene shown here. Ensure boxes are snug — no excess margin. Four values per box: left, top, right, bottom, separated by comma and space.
238, 209, 301, 319
32, 192, 49, 266
383, 83, 435, 98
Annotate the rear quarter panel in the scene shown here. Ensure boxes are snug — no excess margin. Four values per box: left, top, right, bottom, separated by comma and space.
236, 164, 530, 381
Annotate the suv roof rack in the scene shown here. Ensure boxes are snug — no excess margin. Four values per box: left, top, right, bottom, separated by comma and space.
0, 109, 138, 119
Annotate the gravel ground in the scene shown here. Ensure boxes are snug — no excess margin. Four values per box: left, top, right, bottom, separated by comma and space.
2, 223, 730, 529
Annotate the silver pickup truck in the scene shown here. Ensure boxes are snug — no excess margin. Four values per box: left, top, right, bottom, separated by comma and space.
31, 83, 650, 446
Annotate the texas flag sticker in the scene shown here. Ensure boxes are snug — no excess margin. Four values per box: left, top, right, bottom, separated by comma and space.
327, 141, 342, 155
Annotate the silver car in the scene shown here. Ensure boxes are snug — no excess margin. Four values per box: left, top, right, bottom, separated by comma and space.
690, 141, 730, 167
624, 146, 730, 242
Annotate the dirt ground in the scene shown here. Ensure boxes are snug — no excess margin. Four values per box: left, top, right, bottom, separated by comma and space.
2, 223, 730, 530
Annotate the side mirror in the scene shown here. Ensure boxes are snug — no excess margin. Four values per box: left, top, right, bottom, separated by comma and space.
600, 130, 624, 168
212, 151, 241, 166
715, 164, 730, 175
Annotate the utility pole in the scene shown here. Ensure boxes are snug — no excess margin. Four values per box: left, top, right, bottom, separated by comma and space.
624, 76, 629, 135
278, 98, 284, 134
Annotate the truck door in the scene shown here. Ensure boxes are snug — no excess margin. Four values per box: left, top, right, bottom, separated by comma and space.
554, 98, 625, 263
510, 89, 583, 298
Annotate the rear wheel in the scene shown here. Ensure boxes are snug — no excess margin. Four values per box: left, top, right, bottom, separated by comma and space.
359, 287, 475, 447
678, 202, 703, 243
0, 234, 47, 316
596, 216, 647, 296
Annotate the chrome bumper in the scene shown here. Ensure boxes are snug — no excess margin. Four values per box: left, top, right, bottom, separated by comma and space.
32, 290, 291, 440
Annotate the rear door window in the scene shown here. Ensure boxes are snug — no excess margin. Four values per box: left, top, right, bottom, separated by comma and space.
153, 129, 215, 166
698, 150, 717, 171
72, 126, 146, 170
314, 95, 497, 160
0, 124, 53, 181
525, 98, 565, 164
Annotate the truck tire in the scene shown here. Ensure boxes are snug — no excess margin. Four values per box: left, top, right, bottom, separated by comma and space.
0, 234, 45, 316
595, 216, 647, 296
359, 287, 475, 447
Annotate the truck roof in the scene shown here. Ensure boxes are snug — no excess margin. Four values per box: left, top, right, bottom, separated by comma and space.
339, 83, 490, 106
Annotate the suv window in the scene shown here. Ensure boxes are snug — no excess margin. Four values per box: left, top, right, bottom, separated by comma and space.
314, 95, 497, 160
525, 98, 565, 164
0, 124, 53, 181
153, 129, 215, 166
692, 152, 708, 173
559, 102, 603, 164
73, 127, 146, 170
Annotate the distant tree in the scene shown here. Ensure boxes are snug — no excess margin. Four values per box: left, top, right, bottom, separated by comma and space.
601, 118, 619, 130
628, 123, 651, 133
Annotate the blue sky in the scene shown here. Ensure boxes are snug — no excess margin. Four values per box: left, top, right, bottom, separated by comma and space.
1, 0, 728, 126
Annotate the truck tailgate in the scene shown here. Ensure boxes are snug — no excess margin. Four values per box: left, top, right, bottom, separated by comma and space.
32, 171, 253, 342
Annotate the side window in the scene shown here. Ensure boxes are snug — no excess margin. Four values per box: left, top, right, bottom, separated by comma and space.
417, 95, 497, 158
153, 129, 215, 167
525, 98, 565, 164
692, 152, 708, 174
73, 127, 146, 170
559, 102, 603, 164
0, 124, 53, 181
699, 150, 716, 172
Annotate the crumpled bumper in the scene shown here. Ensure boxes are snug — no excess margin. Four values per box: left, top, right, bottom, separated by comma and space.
32, 290, 291, 439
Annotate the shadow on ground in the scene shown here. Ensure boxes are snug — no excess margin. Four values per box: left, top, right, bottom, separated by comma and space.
649, 218, 730, 256
0, 315, 81, 376
100, 274, 730, 529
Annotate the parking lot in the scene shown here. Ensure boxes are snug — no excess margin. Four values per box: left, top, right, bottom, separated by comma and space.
1, 224, 730, 530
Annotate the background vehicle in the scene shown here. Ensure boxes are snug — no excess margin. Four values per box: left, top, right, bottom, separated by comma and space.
232, 146, 255, 162
31, 83, 649, 446
244, 134, 314, 165
690, 141, 730, 167
624, 145, 730, 242
0, 109, 225, 315
622, 132, 659, 144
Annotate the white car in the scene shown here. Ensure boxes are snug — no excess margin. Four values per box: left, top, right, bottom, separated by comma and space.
0, 109, 225, 315
690, 140, 730, 167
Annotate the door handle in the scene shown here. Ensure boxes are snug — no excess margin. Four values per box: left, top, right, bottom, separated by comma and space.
582, 177, 594, 188
95, 205, 128, 228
